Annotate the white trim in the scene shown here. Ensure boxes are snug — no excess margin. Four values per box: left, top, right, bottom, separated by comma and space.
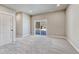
16, 34, 30, 38
67, 38, 79, 53
22, 34, 30, 38
0, 11, 15, 16
47, 35, 66, 39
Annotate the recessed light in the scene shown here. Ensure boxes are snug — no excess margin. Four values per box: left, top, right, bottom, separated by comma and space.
57, 4, 60, 7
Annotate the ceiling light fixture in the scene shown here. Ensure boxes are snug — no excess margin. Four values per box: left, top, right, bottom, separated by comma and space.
57, 4, 60, 7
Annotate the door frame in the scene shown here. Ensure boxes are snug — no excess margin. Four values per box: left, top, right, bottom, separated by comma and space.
0, 11, 16, 43
34, 19, 47, 36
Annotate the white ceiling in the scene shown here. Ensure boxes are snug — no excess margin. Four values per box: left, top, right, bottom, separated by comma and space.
3, 4, 68, 15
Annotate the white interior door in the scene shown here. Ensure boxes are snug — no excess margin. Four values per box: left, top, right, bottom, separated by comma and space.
0, 13, 13, 46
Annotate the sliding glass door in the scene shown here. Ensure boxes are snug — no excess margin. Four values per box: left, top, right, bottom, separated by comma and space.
34, 19, 47, 36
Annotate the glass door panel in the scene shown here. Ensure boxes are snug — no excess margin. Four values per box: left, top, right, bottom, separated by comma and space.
36, 22, 40, 29
34, 19, 47, 36
40, 21, 47, 35
35, 22, 41, 35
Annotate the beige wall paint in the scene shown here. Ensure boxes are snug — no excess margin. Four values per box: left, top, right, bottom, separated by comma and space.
32, 11, 66, 37
30, 16, 32, 35
66, 5, 79, 50
16, 12, 23, 37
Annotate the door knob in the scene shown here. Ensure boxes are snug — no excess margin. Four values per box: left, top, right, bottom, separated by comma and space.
11, 29, 13, 31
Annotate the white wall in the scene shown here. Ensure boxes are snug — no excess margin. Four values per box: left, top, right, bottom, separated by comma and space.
22, 13, 30, 37
32, 11, 66, 37
16, 12, 30, 37
66, 5, 79, 51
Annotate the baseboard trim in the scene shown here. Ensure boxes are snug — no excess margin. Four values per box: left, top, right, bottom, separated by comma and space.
16, 35, 22, 38
22, 34, 30, 38
67, 38, 79, 53
47, 35, 66, 39
16, 34, 30, 38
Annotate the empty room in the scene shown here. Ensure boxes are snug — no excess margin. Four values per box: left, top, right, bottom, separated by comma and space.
0, 4, 79, 54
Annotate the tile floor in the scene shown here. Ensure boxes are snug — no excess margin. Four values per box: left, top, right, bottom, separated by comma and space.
0, 36, 78, 54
